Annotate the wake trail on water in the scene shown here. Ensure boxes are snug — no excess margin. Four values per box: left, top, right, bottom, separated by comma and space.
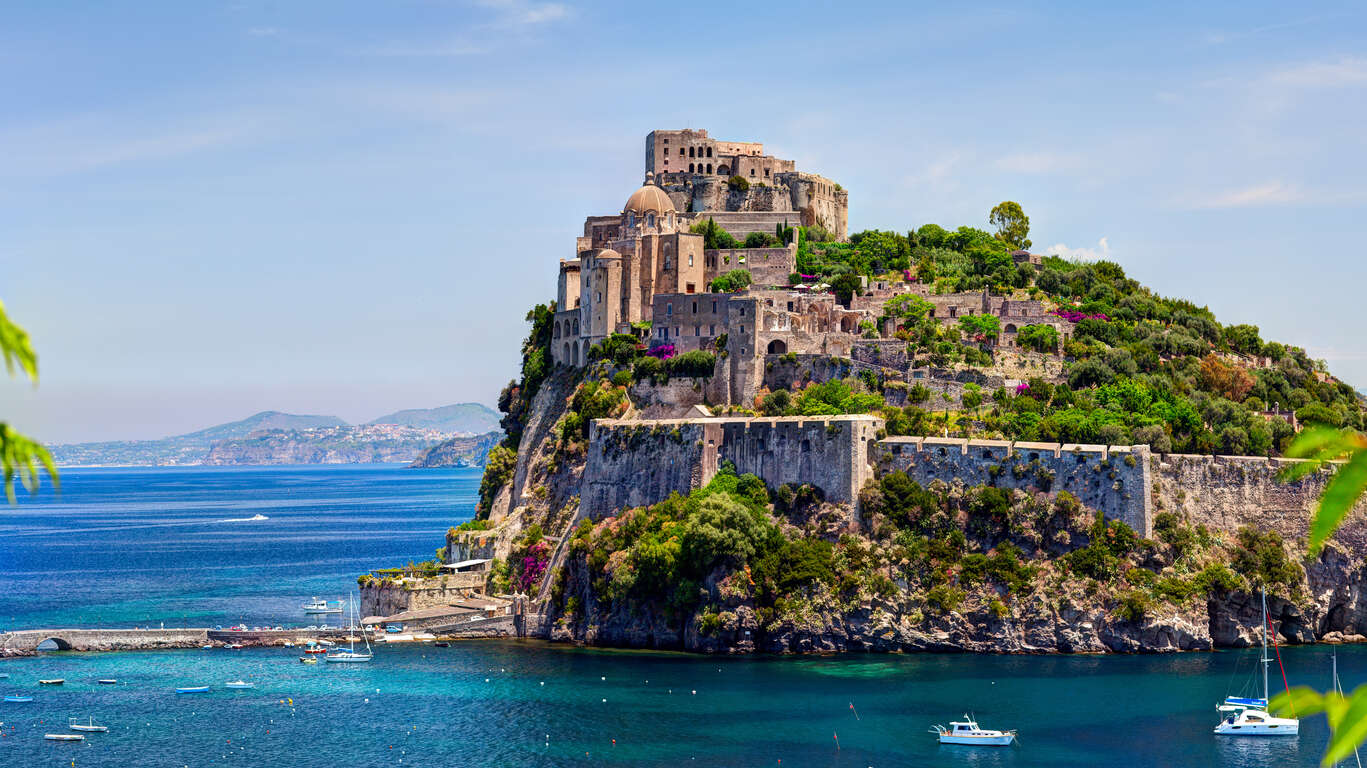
216, 514, 270, 523
8, 514, 272, 537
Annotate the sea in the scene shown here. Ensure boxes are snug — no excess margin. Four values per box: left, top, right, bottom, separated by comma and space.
0, 464, 1361, 767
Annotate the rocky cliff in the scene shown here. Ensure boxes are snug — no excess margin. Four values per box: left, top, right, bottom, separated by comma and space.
408, 431, 503, 468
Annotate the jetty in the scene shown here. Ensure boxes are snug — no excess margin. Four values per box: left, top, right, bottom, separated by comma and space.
0, 627, 371, 655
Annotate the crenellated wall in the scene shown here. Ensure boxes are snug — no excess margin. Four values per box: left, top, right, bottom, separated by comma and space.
877, 437, 1152, 535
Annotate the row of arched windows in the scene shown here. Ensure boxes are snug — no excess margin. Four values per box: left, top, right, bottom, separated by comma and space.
688, 163, 715, 174
680, 146, 713, 158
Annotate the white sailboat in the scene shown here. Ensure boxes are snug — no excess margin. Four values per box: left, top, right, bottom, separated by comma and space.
325, 597, 373, 663
1214, 588, 1298, 736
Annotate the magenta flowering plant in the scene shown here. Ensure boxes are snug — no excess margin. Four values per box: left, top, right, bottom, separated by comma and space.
1015, 382, 1031, 394
1050, 309, 1110, 323
799, 274, 818, 282
517, 541, 550, 592
647, 344, 677, 360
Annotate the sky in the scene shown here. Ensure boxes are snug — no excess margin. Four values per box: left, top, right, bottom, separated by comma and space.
3, 0, 1365, 444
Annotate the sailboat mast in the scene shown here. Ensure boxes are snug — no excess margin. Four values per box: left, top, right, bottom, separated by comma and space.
1261, 588, 1270, 703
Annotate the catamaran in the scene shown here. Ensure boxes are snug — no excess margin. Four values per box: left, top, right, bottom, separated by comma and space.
929, 715, 1017, 746
302, 597, 345, 615
1214, 588, 1298, 736
325, 598, 373, 663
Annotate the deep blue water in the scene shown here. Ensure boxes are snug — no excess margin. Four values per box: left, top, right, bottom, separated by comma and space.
0, 464, 476, 629
0, 465, 1361, 767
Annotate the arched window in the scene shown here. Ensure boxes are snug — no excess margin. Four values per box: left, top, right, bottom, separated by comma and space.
689, 163, 694, 173
689, 147, 695, 158
678, 148, 684, 156
750, 168, 755, 176
767, 339, 787, 354
562, 342, 570, 362
627, 212, 636, 228
706, 147, 712, 158
573, 318, 579, 334
646, 213, 655, 228
706, 163, 712, 174
554, 322, 561, 338
718, 164, 729, 175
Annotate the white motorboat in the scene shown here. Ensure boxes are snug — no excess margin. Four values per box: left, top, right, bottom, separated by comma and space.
930, 715, 1016, 746
44, 733, 84, 741
69, 716, 108, 732
324, 597, 373, 663
302, 597, 344, 615
224, 680, 255, 689
1214, 589, 1298, 736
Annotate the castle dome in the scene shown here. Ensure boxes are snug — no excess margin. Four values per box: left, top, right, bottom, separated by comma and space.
623, 181, 676, 215
593, 248, 622, 260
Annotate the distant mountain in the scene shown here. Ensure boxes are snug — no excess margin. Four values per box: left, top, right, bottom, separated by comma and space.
408, 431, 503, 468
47, 406, 494, 467
202, 425, 461, 466
367, 403, 500, 435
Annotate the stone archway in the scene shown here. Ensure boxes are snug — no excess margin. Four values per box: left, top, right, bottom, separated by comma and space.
767, 339, 787, 354
36, 637, 72, 651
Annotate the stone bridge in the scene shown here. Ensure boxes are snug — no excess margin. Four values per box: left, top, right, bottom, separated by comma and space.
0, 628, 209, 653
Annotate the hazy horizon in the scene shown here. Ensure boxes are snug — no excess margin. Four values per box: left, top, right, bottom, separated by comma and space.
6, 0, 1365, 443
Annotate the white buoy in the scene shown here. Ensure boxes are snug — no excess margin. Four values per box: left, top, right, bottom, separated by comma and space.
691, 690, 696, 695
602, 698, 606, 703
540, 681, 545, 686
601, 676, 605, 681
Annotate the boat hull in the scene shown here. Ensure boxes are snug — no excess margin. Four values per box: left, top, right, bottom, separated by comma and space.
324, 655, 373, 663
45, 734, 84, 741
175, 687, 210, 694
71, 726, 108, 732
938, 734, 1016, 746
4, 696, 34, 703
1214, 721, 1299, 736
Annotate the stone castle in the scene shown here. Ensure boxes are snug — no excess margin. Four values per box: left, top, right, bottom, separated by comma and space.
552, 129, 1077, 407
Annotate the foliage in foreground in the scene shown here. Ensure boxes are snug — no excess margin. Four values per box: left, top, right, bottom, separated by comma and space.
0, 300, 57, 503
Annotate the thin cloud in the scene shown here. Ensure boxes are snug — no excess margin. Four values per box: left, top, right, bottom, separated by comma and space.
1192, 181, 1304, 209
368, 0, 571, 56
1266, 56, 1367, 89
1045, 237, 1111, 262
247, 27, 280, 38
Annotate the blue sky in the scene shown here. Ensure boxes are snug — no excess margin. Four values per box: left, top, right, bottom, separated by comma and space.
4, 0, 1365, 443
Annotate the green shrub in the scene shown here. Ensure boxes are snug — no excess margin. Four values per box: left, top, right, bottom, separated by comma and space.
633, 355, 664, 380
1114, 589, 1154, 623
1230, 526, 1300, 588
611, 370, 632, 386
587, 333, 641, 366
1193, 562, 1243, 594
710, 269, 752, 293
477, 444, 517, 517
925, 584, 966, 614
454, 519, 492, 533
727, 174, 750, 192
667, 350, 717, 378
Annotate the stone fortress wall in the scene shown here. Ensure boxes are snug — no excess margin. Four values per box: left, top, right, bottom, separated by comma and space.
581, 415, 1367, 547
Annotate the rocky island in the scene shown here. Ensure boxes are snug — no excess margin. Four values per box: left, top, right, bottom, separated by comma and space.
360, 128, 1367, 655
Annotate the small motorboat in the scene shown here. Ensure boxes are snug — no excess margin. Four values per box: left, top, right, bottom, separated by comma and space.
201, 644, 213, 650
930, 715, 1017, 746
299, 656, 318, 664
4, 696, 33, 703
302, 597, 345, 615
44, 733, 84, 741
434, 642, 450, 648
70, 716, 108, 732
97, 679, 117, 685
0, 673, 9, 679
224, 643, 245, 650
225, 680, 255, 689
175, 686, 210, 694
38, 679, 64, 685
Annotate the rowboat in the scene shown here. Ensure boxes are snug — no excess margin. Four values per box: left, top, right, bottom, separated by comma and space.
39, 679, 64, 685
4, 696, 33, 703
434, 642, 450, 648
70, 716, 108, 732
97, 679, 117, 685
175, 686, 210, 694
299, 656, 317, 664
45, 734, 84, 741
224, 680, 254, 689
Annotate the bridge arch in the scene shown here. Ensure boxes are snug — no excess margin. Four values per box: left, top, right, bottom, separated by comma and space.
36, 637, 73, 651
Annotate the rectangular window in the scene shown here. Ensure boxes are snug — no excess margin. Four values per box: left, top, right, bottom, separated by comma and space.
666, 303, 672, 316
674, 326, 680, 338
694, 325, 700, 336
710, 324, 715, 335
688, 254, 693, 267
740, 307, 746, 316
686, 283, 695, 294
692, 301, 697, 313
712, 301, 717, 313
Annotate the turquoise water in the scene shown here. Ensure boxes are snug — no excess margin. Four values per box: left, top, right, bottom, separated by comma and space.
0, 465, 1359, 766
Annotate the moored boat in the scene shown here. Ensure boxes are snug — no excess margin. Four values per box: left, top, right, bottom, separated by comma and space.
4, 696, 34, 703
1214, 589, 1298, 736
97, 679, 117, 685
299, 656, 317, 664
434, 642, 450, 648
44, 733, 84, 741
930, 716, 1017, 746
225, 680, 254, 689
38, 679, 64, 685
303, 597, 345, 615
324, 597, 373, 663
175, 686, 210, 694
69, 716, 108, 732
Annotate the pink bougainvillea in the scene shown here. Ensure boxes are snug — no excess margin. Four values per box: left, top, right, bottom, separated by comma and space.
647, 344, 677, 360
1015, 382, 1031, 394
517, 541, 550, 592
1050, 309, 1110, 323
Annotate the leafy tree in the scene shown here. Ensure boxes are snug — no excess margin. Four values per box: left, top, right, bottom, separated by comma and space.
883, 294, 933, 322
690, 218, 740, 249
0, 301, 57, 504
709, 269, 752, 293
587, 333, 642, 366
958, 314, 1000, 344
1016, 323, 1060, 353
726, 174, 750, 192
1199, 354, 1255, 401
830, 273, 863, 307
989, 201, 1031, 249
793, 379, 883, 415
743, 231, 777, 248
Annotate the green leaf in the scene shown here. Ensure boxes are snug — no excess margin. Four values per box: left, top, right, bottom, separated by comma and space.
1323, 685, 1367, 766
0, 423, 58, 504
0, 301, 39, 382
1271, 687, 1327, 719
1308, 450, 1367, 555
